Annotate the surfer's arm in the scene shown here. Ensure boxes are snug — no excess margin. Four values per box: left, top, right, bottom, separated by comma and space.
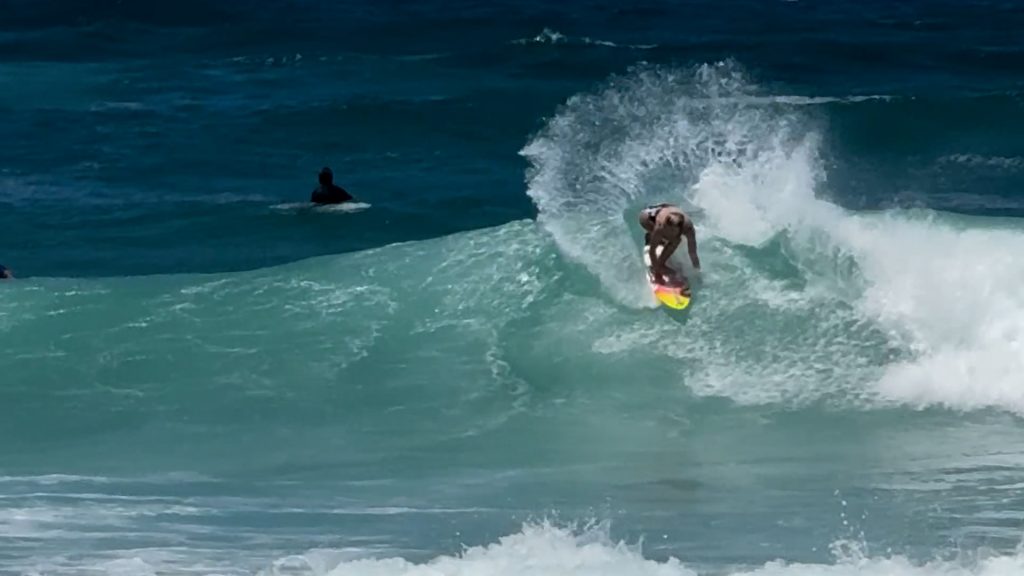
660, 236, 681, 270
335, 185, 354, 202
685, 225, 700, 269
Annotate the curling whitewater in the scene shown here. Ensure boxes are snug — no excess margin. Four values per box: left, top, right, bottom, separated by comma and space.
522, 61, 1024, 414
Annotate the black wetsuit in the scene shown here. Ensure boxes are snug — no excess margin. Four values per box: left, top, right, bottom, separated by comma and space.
311, 183, 353, 205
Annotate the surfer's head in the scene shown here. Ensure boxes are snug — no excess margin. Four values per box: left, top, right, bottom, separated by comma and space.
318, 167, 334, 186
0, 265, 11, 279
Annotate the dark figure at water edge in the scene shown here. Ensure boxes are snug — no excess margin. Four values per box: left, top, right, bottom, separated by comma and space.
0, 264, 12, 279
639, 203, 700, 291
311, 167, 353, 205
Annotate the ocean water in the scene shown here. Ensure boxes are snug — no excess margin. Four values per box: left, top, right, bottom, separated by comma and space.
4, 1, 1024, 575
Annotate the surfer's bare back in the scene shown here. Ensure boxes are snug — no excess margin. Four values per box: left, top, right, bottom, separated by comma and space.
639, 203, 700, 288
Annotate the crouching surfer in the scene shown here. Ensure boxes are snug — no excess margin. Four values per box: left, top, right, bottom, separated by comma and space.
638, 203, 700, 295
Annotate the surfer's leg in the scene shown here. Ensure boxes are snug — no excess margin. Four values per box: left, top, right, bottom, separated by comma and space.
658, 236, 681, 269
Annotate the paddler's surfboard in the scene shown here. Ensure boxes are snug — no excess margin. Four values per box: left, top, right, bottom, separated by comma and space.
643, 243, 691, 310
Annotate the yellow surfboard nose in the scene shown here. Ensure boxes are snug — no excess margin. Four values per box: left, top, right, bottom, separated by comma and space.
654, 288, 690, 310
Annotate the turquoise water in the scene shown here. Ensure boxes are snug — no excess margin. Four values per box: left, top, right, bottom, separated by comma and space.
5, 209, 1024, 573
5, 2, 1024, 575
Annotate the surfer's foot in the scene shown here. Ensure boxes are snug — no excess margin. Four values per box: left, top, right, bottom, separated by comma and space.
676, 274, 691, 297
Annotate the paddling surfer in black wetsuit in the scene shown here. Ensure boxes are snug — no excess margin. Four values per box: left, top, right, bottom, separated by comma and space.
638, 203, 700, 294
310, 167, 354, 205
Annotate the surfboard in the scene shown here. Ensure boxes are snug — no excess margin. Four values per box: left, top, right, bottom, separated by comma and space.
643, 243, 691, 310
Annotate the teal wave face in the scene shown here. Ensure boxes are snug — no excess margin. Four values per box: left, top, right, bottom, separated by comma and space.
5, 212, 1024, 574
6, 65, 1024, 475
6, 205, 1024, 471
0, 222, 552, 463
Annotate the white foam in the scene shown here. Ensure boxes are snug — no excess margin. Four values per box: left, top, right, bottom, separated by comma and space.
0, 472, 214, 485
512, 28, 657, 50
692, 127, 1024, 413
523, 60, 1024, 416
695, 136, 1024, 413
271, 202, 371, 213
839, 215, 1024, 414
939, 154, 1024, 171
250, 523, 1024, 576
522, 61, 834, 308
0, 500, 214, 539
11, 521, 1024, 576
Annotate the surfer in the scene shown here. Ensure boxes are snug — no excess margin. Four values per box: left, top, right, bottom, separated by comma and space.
0, 264, 12, 280
639, 203, 700, 288
310, 167, 354, 205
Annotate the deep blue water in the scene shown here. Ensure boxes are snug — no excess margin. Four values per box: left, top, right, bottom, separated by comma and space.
4, 0, 1024, 277
3, 2, 1024, 575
